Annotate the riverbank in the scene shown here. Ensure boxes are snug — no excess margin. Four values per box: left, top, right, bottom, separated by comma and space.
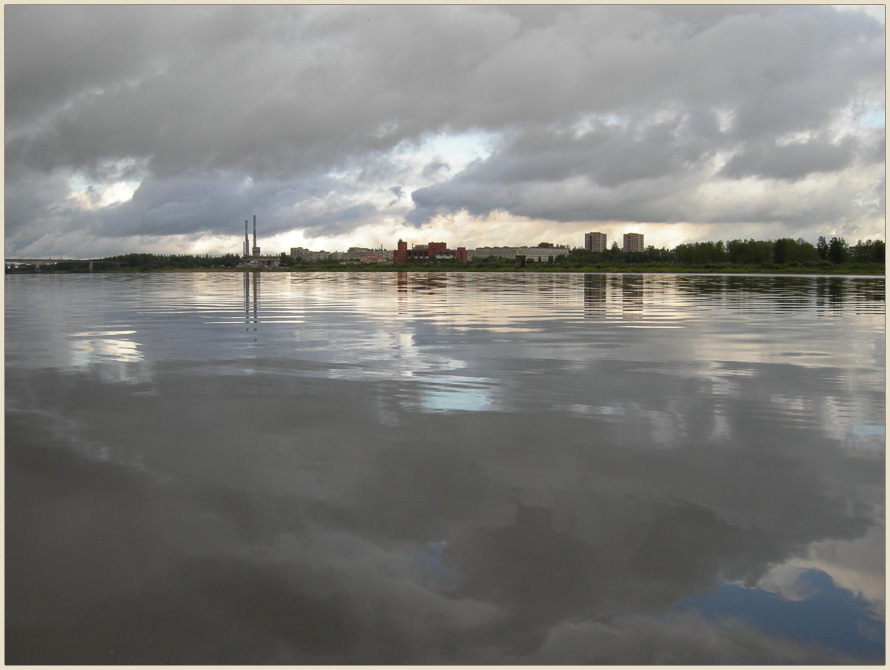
8, 263, 885, 276
170, 262, 886, 275
270, 264, 885, 275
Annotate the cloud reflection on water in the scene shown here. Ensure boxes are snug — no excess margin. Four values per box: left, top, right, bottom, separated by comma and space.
4, 272, 884, 664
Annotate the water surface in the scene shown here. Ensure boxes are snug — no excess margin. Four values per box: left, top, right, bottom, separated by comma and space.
5, 272, 885, 663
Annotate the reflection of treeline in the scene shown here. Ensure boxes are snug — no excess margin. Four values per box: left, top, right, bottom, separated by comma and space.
562, 236, 884, 269
665, 273, 884, 301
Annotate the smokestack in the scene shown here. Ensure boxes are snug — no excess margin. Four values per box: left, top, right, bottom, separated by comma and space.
252, 214, 260, 256
244, 220, 249, 257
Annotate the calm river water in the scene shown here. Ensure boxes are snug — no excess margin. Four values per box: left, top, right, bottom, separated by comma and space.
5, 271, 885, 664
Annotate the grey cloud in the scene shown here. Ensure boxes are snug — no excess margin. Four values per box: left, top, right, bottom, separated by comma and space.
529, 613, 860, 664
387, 185, 404, 207
4, 5, 884, 254
409, 109, 881, 227
80, 169, 386, 242
721, 136, 860, 181
421, 158, 451, 179
408, 117, 719, 224
301, 203, 379, 237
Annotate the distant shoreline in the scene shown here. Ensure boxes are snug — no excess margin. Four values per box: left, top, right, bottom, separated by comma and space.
8, 265, 885, 276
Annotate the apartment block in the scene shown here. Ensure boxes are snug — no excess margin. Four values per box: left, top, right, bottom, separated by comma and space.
623, 233, 644, 253
584, 232, 607, 253
467, 246, 569, 262
290, 247, 338, 261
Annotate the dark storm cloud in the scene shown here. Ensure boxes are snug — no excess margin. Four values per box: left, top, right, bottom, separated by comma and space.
84, 171, 347, 238
301, 203, 379, 237
409, 115, 719, 224
410, 117, 883, 228
4, 4, 884, 255
721, 136, 860, 181
527, 613, 860, 664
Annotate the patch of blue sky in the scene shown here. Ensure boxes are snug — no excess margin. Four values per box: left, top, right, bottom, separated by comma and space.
67, 158, 146, 205
858, 109, 885, 129
415, 129, 497, 166
848, 98, 885, 129
673, 569, 884, 662
408, 540, 458, 586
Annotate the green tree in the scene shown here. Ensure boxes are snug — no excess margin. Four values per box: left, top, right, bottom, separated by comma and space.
773, 238, 793, 264
827, 237, 849, 265
851, 239, 886, 264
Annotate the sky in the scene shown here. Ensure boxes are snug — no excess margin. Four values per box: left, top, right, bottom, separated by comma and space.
4, 4, 885, 259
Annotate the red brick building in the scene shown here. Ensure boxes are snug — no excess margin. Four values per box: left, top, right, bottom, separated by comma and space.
393, 240, 467, 264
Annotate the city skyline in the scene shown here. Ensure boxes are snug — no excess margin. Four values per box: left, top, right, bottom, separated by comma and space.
5, 5, 884, 259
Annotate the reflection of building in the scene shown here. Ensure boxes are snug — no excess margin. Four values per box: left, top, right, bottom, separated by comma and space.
244, 270, 259, 331
584, 232, 607, 253
468, 246, 569, 262
623, 233, 644, 253
394, 240, 467, 264
621, 274, 643, 316
583, 274, 607, 317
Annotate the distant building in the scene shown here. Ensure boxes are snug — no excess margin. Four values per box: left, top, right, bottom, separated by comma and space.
584, 232, 607, 253
394, 240, 467, 264
243, 255, 280, 268
342, 247, 393, 262
467, 246, 569, 262
290, 247, 339, 261
289, 246, 393, 263
291, 247, 319, 260
239, 214, 280, 267
623, 233, 644, 253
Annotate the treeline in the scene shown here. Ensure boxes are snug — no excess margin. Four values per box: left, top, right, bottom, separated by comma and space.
7, 237, 884, 274
106, 253, 242, 270
559, 236, 884, 269
9, 253, 243, 273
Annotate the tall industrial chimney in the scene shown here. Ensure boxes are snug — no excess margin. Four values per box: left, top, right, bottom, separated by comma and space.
252, 214, 260, 256
244, 220, 249, 257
